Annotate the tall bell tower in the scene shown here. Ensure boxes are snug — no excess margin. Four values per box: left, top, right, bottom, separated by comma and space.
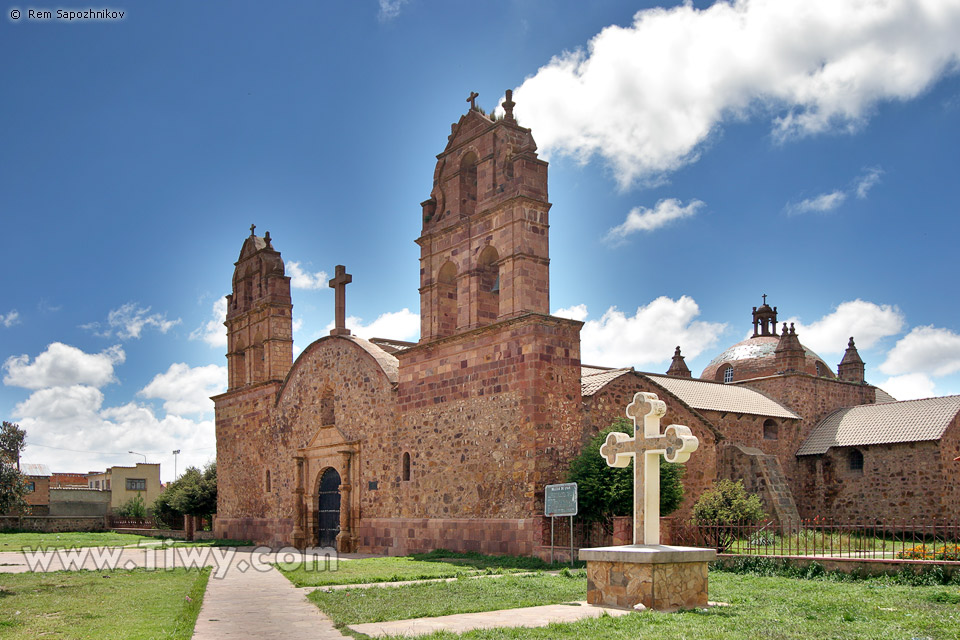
224, 226, 293, 389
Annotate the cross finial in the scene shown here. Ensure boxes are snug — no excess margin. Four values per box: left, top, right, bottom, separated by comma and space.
250, 224, 256, 236
329, 265, 353, 336
467, 91, 479, 110
762, 293, 767, 305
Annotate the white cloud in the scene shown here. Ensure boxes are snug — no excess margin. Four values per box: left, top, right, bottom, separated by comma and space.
138, 363, 227, 416
2, 310, 20, 328
3, 343, 125, 390
876, 373, 936, 401
567, 296, 726, 368
605, 199, 704, 243
287, 262, 330, 290
554, 304, 589, 322
785, 190, 847, 215
84, 303, 180, 339
511, 0, 960, 187
326, 308, 420, 341
378, 0, 408, 21
854, 166, 884, 199
190, 298, 227, 349
880, 326, 960, 377
787, 300, 905, 356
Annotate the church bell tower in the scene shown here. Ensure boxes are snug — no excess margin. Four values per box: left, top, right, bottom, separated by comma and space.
224, 226, 294, 390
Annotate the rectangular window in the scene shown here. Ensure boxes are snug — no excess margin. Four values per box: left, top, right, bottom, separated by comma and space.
26, 482, 35, 492
126, 478, 146, 491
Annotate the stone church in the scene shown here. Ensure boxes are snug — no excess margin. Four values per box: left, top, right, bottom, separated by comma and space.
213, 94, 960, 554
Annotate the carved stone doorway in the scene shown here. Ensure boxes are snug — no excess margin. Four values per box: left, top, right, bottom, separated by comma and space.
317, 467, 341, 547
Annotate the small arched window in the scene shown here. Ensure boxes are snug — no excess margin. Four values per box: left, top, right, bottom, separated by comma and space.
320, 388, 335, 426
848, 449, 864, 473
402, 452, 411, 481
723, 365, 734, 383
763, 419, 778, 440
265, 469, 272, 493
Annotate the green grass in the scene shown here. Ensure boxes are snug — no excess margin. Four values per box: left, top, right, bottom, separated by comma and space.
0, 531, 157, 551
281, 549, 578, 587
311, 570, 960, 639
308, 572, 587, 626
0, 568, 210, 639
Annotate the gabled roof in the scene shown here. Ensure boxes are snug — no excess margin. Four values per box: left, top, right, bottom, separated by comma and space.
646, 374, 800, 420
797, 395, 960, 455
21, 463, 51, 477
580, 367, 799, 420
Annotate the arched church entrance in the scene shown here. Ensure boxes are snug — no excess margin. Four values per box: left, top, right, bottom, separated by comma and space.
317, 467, 341, 547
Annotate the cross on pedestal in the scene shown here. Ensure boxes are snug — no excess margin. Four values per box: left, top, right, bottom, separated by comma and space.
329, 265, 352, 336
467, 91, 479, 110
600, 392, 699, 545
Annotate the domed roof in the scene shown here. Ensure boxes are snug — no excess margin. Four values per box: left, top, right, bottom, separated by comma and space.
700, 334, 835, 382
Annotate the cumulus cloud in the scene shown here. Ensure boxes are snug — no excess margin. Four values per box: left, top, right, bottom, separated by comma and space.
2, 310, 20, 328
854, 166, 884, 199
787, 300, 905, 356
138, 363, 227, 416
880, 326, 960, 377
287, 262, 330, 290
558, 296, 726, 368
511, 0, 960, 187
83, 303, 180, 339
3, 343, 125, 390
876, 373, 936, 401
190, 298, 227, 349
605, 199, 704, 243
378, 0, 408, 21
326, 308, 420, 341
785, 190, 847, 215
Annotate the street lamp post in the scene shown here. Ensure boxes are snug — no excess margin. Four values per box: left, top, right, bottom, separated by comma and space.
172, 449, 181, 479
128, 450, 147, 463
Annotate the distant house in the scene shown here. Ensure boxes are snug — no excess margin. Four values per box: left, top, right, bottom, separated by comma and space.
51, 472, 89, 488
21, 463, 52, 514
87, 463, 162, 513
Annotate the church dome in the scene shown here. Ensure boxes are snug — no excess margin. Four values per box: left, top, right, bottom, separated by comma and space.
700, 297, 835, 382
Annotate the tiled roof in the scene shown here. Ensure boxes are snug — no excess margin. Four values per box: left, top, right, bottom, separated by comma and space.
874, 388, 897, 403
349, 336, 399, 383
21, 463, 51, 477
580, 367, 799, 420
581, 367, 633, 396
645, 375, 800, 419
797, 395, 960, 455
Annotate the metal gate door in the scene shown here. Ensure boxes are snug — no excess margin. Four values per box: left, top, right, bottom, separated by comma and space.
317, 467, 341, 548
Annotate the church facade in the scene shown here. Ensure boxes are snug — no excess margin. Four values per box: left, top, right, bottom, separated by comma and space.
214, 95, 960, 554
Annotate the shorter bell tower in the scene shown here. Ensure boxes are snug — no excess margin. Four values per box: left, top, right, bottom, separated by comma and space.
225, 226, 294, 389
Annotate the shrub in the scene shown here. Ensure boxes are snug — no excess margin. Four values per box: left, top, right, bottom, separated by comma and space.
116, 492, 147, 518
691, 479, 766, 552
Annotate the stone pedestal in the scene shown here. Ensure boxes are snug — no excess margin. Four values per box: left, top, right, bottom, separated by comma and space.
579, 545, 716, 611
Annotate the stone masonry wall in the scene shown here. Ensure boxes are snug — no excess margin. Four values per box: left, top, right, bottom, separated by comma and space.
938, 415, 960, 518
582, 373, 720, 523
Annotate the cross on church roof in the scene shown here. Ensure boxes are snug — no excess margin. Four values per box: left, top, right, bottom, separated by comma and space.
329, 265, 353, 336
762, 294, 768, 305
467, 91, 479, 110
250, 224, 256, 236
599, 392, 699, 545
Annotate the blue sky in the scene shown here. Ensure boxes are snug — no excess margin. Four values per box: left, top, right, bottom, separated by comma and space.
3, 0, 959, 481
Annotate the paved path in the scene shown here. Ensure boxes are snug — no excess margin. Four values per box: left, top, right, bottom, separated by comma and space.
349, 601, 633, 638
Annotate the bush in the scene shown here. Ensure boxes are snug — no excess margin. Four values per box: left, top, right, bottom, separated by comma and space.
116, 492, 147, 518
692, 479, 766, 551
568, 419, 685, 534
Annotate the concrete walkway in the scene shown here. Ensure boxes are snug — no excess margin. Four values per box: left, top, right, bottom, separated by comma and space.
349, 601, 633, 638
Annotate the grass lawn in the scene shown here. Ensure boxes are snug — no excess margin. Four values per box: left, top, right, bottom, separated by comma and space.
308, 572, 587, 626
308, 570, 960, 639
0, 568, 210, 639
281, 549, 577, 587
0, 531, 157, 552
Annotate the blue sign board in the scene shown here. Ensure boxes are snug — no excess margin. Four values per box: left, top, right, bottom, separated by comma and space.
544, 482, 578, 517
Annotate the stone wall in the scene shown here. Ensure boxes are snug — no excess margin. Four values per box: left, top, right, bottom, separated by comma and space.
719, 443, 799, 524
582, 373, 721, 522
0, 515, 107, 532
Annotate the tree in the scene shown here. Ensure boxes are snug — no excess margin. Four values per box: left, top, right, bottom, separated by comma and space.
154, 462, 217, 527
0, 421, 29, 515
691, 479, 766, 552
568, 419, 685, 534
0, 421, 26, 470
116, 493, 147, 519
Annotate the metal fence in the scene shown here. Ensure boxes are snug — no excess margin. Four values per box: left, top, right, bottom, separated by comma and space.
673, 518, 960, 561
108, 516, 156, 529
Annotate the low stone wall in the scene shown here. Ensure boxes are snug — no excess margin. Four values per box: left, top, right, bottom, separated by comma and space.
109, 528, 217, 541
0, 515, 108, 532
715, 554, 960, 578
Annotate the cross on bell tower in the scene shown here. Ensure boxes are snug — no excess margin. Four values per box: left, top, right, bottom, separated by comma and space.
329, 265, 353, 336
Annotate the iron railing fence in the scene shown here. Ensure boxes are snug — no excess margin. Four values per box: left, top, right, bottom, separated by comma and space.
108, 516, 156, 529
672, 518, 960, 561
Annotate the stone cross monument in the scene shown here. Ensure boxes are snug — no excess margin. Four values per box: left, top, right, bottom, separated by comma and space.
600, 391, 699, 545
329, 265, 353, 336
